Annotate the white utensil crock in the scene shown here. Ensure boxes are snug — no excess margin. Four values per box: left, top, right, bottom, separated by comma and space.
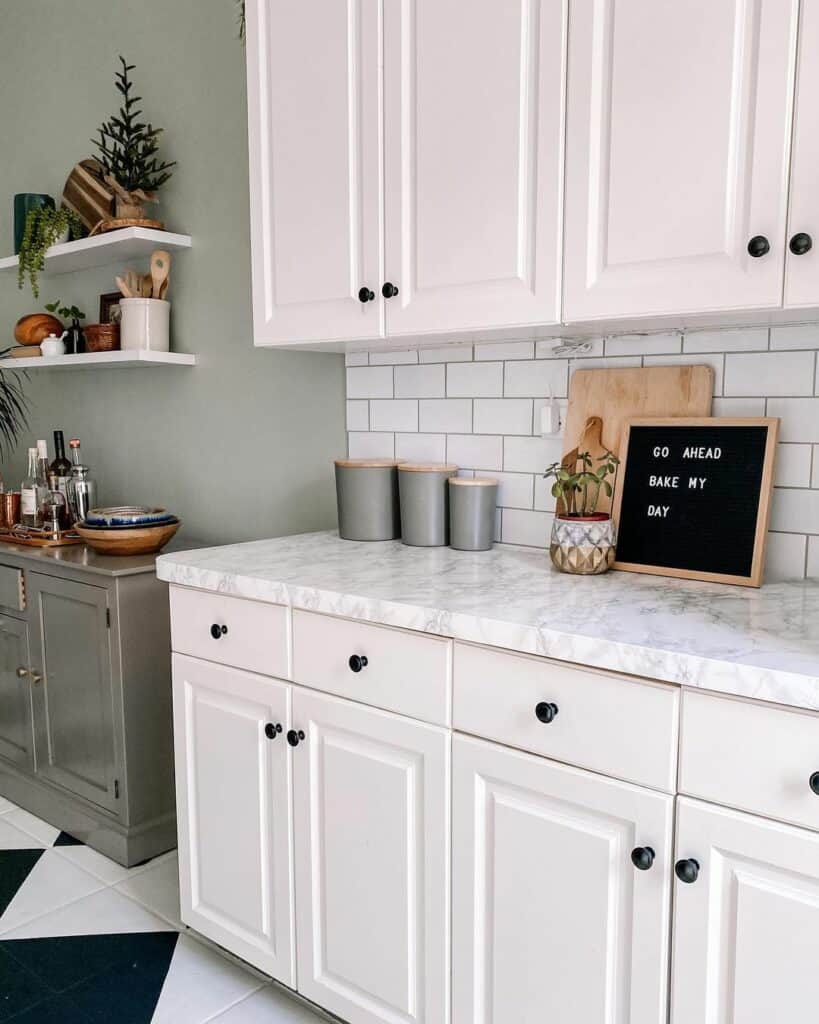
119, 298, 170, 352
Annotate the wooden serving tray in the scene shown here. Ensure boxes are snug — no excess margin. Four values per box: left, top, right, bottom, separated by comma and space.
0, 527, 83, 548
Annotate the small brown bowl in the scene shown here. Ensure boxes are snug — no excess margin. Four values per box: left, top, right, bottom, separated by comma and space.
75, 520, 179, 556
84, 323, 120, 352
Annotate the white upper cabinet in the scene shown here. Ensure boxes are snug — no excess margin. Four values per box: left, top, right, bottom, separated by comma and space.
671, 798, 819, 1024
785, 0, 819, 307
382, 0, 565, 336
245, 0, 383, 345
563, 0, 800, 322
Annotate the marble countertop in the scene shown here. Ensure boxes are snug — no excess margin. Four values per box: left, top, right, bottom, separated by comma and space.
157, 531, 819, 711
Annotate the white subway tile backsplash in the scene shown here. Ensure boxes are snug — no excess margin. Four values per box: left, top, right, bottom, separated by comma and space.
490, 472, 534, 509
568, 356, 643, 370
447, 434, 503, 471
348, 432, 394, 459
473, 399, 533, 435
769, 488, 819, 535
683, 327, 768, 353
605, 332, 681, 356
504, 436, 563, 474
347, 366, 393, 399
767, 398, 819, 443
368, 349, 419, 366
475, 341, 534, 361
419, 399, 472, 434
775, 444, 813, 488
369, 400, 418, 433
770, 324, 819, 350
505, 360, 569, 398
765, 532, 808, 582
533, 474, 557, 512
394, 364, 445, 398
502, 509, 553, 547
395, 432, 446, 463
808, 536, 819, 578
346, 400, 369, 431
711, 397, 767, 417
419, 344, 473, 363
447, 361, 504, 397
724, 351, 815, 397
813, 447, 819, 488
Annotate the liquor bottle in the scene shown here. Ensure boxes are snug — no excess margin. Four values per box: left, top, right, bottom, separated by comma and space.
50, 431, 71, 496
21, 448, 40, 527
35, 440, 51, 525
67, 439, 96, 524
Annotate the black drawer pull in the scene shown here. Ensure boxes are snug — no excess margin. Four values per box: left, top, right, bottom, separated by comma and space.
210, 623, 228, 639
287, 729, 306, 747
631, 846, 655, 871
349, 654, 369, 673
535, 701, 558, 724
809, 772, 819, 795
264, 722, 283, 740
675, 858, 700, 884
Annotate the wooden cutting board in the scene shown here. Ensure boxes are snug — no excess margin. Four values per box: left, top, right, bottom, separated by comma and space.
560, 365, 715, 515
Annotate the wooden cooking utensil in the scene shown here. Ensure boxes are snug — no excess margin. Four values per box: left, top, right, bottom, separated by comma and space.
150, 250, 171, 299
125, 269, 141, 297
158, 276, 169, 300
116, 274, 134, 298
141, 273, 152, 297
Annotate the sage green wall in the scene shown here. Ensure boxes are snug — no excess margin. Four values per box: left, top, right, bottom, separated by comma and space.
0, 0, 345, 543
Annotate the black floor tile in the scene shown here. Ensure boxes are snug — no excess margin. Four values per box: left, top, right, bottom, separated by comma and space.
0, 851, 45, 918
0, 946, 54, 1022
6, 994, 92, 1023
53, 832, 84, 848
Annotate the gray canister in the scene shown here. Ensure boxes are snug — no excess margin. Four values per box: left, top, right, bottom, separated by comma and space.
449, 477, 498, 551
334, 459, 403, 541
398, 463, 458, 546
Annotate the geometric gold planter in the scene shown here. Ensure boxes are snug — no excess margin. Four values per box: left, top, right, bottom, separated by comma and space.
549, 514, 616, 575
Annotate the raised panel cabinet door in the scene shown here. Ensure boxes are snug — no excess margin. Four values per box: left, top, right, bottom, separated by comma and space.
172, 654, 294, 984
292, 688, 449, 1024
785, 0, 819, 306
671, 797, 819, 1024
0, 614, 33, 771
245, 0, 383, 346
28, 573, 118, 812
382, 0, 565, 336
563, 0, 799, 321
452, 735, 674, 1024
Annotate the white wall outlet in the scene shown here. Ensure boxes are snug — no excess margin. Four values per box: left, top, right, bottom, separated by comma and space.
540, 399, 562, 436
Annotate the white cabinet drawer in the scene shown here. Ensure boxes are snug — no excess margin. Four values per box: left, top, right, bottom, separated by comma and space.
453, 642, 679, 791
169, 586, 289, 679
680, 690, 819, 832
292, 610, 450, 726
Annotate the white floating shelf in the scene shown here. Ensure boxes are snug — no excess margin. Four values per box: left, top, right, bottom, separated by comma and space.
0, 227, 192, 276
1, 351, 196, 371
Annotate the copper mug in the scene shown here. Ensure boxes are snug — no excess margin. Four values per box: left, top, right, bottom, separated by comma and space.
0, 492, 21, 530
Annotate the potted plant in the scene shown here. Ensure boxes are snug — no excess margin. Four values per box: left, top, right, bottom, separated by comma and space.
543, 449, 620, 575
44, 300, 87, 354
17, 207, 82, 298
92, 57, 176, 225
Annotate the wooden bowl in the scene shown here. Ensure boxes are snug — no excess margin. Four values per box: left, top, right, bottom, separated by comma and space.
75, 520, 180, 556
14, 314, 64, 346
84, 323, 120, 352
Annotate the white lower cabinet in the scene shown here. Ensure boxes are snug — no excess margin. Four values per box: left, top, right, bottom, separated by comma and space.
452, 734, 674, 1024
171, 655, 295, 984
292, 687, 450, 1024
671, 797, 819, 1024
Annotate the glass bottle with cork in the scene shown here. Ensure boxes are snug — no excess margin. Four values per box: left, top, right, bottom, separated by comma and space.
67, 438, 96, 524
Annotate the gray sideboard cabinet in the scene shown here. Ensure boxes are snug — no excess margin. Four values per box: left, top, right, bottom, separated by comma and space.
0, 544, 177, 866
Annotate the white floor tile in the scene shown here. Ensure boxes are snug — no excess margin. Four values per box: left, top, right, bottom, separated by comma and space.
3, 806, 61, 846
0, 795, 16, 814
0, 849, 104, 935
0, 884, 169, 938
151, 933, 264, 1024
207, 984, 328, 1022
115, 852, 182, 928
0, 817, 45, 850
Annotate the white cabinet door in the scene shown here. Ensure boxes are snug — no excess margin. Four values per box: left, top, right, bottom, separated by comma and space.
172, 655, 295, 984
246, 0, 383, 345
453, 735, 673, 1024
292, 688, 449, 1024
785, 0, 819, 307
671, 797, 819, 1024
563, 0, 799, 321
382, 0, 565, 336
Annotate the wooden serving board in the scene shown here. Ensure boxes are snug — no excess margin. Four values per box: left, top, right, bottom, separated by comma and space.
0, 528, 82, 548
561, 365, 715, 515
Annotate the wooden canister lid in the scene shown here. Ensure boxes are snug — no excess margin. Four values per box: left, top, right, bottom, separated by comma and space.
449, 476, 498, 486
334, 458, 405, 468
398, 463, 458, 473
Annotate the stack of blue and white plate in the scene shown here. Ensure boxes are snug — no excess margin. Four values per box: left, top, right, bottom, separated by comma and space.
75, 506, 180, 555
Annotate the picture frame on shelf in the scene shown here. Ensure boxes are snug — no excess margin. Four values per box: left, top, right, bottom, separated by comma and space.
99, 292, 122, 324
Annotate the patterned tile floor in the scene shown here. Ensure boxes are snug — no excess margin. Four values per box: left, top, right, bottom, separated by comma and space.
0, 796, 325, 1023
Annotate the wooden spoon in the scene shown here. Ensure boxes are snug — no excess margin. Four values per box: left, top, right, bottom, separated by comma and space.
141, 273, 153, 298
116, 274, 134, 298
150, 250, 171, 299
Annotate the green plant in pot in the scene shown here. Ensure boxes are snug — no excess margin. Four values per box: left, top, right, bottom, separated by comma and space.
543, 448, 620, 575
45, 300, 86, 355
17, 207, 82, 298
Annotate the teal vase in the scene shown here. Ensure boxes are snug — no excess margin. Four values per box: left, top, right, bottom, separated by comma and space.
13, 194, 54, 254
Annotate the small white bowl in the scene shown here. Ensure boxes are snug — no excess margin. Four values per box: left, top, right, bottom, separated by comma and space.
41, 335, 66, 357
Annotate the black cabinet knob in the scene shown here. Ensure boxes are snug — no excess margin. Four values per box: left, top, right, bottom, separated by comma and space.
358, 287, 375, 303
747, 235, 770, 258
348, 654, 369, 673
631, 846, 655, 871
675, 858, 700, 884
382, 282, 399, 299
210, 623, 228, 639
790, 232, 813, 256
264, 722, 282, 740
287, 729, 305, 747
809, 772, 819, 795
535, 701, 559, 724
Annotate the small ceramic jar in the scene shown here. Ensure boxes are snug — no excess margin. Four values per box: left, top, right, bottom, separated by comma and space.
398, 463, 458, 547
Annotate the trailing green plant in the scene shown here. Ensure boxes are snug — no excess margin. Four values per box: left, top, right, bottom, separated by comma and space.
17, 206, 82, 298
0, 365, 30, 462
543, 449, 620, 518
92, 57, 176, 194
44, 300, 85, 322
